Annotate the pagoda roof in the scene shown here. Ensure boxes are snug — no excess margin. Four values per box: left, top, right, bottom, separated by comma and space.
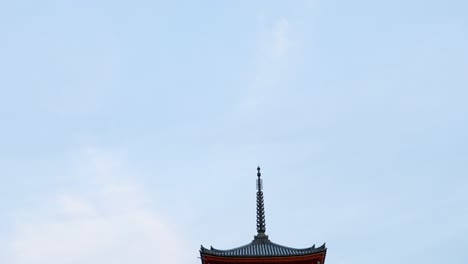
200, 236, 326, 258
200, 167, 327, 260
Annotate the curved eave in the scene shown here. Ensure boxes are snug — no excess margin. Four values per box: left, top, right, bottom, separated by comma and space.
200, 242, 326, 258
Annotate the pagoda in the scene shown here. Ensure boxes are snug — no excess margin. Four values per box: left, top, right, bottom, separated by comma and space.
200, 167, 327, 264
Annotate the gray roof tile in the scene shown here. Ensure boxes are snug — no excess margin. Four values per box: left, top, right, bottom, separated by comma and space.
200, 237, 326, 258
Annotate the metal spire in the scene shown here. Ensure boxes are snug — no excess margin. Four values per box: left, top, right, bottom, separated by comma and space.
255, 166, 267, 239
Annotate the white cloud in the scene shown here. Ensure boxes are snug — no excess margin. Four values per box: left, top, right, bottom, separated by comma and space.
58, 194, 97, 218
3, 148, 191, 264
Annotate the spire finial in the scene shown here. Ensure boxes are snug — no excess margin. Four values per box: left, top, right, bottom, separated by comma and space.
255, 166, 267, 239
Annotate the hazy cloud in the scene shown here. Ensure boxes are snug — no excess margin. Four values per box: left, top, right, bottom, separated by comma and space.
271, 18, 289, 58
3, 148, 191, 264
236, 17, 294, 116
304, 0, 320, 9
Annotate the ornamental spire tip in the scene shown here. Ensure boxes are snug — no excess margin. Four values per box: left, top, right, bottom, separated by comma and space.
255, 166, 266, 238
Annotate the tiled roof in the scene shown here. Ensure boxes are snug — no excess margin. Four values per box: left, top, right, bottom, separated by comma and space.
200, 236, 326, 258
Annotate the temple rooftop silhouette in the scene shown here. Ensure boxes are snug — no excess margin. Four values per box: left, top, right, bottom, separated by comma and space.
200, 167, 327, 264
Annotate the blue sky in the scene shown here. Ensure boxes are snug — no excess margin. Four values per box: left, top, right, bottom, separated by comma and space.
1, 1, 467, 263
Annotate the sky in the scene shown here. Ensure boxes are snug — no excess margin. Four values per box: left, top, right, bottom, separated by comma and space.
0, 0, 467, 264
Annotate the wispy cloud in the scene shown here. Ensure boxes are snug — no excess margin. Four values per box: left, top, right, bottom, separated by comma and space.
271, 18, 290, 58
3, 148, 191, 264
303, 0, 320, 9
236, 16, 294, 116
